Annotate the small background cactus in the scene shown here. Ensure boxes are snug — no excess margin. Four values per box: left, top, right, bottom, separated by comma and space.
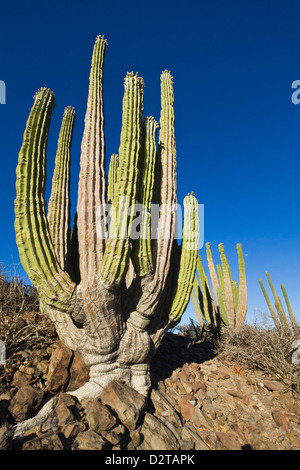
259, 272, 299, 337
191, 242, 247, 335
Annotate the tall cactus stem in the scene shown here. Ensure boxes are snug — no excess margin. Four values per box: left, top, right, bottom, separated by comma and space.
218, 243, 235, 327
132, 116, 158, 277
281, 284, 299, 336
258, 278, 281, 330
265, 271, 289, 331
48, 106, 75, 272
100, 73, 144, 287
14, 88, 75, 309
77, 35, 107, 284
235, 243, 247, 330
168, 194, 199, 325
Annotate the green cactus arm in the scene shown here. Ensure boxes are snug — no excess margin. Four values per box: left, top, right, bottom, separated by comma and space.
132, 116, 158, 277
77, 36, 107, 284
193, 269, 205, 321
136, 71, 177, 315
265, 272, 289, 331
47, 106, 75, 272
232, 280, 239, 311
168, 194, 199, 326
191, 289, 205, 326
206, 242, 220, 304
235, 243, 248, 329
152, 70, 177, 288
258, 278, 281, 330
216, 285, 228, 326
107, 154, 119, 204
217, 264, 224, 293
100, 72, 144, 287
195, 256, 211, 323
14, 88, 75, 310
218, 243, 235, 327
281, 284, 298, 336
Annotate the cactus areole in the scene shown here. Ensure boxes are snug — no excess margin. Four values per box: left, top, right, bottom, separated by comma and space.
14, 36, 199, 403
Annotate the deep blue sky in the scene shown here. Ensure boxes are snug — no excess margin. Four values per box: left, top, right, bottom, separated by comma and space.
0, 0, 299, 326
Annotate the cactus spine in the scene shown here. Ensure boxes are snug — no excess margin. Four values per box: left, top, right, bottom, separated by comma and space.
14, 36, 199, 408
192, 242, 247, 330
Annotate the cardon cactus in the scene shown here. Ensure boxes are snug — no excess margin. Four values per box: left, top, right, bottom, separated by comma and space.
259, 272, 299, 336
192, 242, 247, 331
14, 34, 199, 416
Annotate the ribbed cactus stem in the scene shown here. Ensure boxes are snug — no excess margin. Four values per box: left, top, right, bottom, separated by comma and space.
168, 194, 199, 325
14, 88, 75, 309
100, 72, 144, 287
265, 271, 289, 331
136, 71, 178, 315
195, 256, 210, 323
191, 288, 205, 326
107, 153, 119, 204
77, 35, 107, 283
48, 106, 75, 272
218, 243, 235, 327
133, 116, 158, 277
206, 242, 220, 303
258, 278, 281, 330
235, 243, 247, 330
280, 284, 298, 335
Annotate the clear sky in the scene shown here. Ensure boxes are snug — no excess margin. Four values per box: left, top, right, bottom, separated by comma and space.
0, 0, 299, 326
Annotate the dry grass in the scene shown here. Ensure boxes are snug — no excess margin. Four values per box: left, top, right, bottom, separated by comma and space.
0, 264, 56, 358
216, 322, 300, 395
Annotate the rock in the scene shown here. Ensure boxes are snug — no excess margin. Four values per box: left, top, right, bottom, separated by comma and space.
178, 398, 195, 421
61, 420, 86, 439
190, 406, 211, 429
101, 380, 147, 431
67, 353, 90, 392
85, 399, 117, 432
215, 431, 242, 450
272, 409, 290, 431
263, 380, 285, 392
137, 413, 180, 450
22, 431, 64, 450
55, 393, 77, 427
181, 425, 210, 450
12, 371, 30, 388
0, 424, 13, 450
8, 385, 44, 422
101, 424, 127, 446
73, 429, 109, 450
46, 341, 72, 392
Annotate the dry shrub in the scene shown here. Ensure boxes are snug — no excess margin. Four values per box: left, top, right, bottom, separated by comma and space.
0, 264, 56, 358
216, 322, 300, 395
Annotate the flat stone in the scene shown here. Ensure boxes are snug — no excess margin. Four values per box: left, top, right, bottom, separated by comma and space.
85, 399, 117, 432
178, 399, 195, 421
137, 413, 180, 450
101, 380, 146, 431
46, 341, 73, 392
73, 429, 109, 450
215, 431, 242, 450
22, 431, 64, 450
8, 385, 44, 422
67, 353, 90, 392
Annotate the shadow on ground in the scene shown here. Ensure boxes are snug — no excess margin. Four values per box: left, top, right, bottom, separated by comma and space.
150, 332, 217, 389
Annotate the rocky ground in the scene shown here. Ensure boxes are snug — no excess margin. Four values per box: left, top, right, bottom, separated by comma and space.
0, 332, 299, 450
